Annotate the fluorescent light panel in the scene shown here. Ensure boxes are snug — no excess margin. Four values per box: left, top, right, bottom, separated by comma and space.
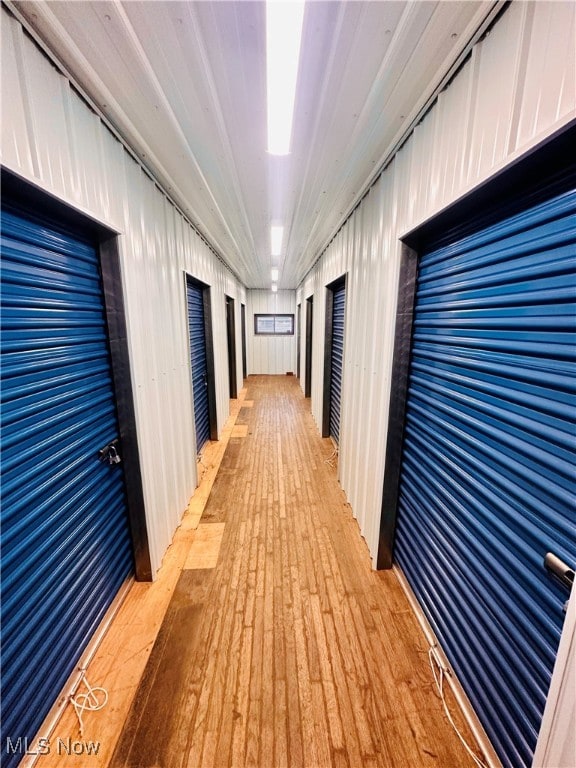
271, 268, 279, 281
272, 283, 278, 293
266, 0, 305, 155
271, 225, 283, 256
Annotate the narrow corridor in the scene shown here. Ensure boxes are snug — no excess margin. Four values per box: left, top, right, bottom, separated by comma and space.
107, 375, 480, 768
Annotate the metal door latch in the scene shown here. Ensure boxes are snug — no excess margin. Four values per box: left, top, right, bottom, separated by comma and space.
544, 552, 574, 612
544, 552, 574, 590
98, 439, 122, 465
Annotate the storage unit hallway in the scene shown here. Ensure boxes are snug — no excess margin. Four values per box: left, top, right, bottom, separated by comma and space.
33, 376, 482, 768
2, 2, 575, 767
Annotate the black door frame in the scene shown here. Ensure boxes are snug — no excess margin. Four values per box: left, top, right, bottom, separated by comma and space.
296, 303, 301, 379
377, 121, 576, 570
322, 275, 346, 438
305, 295, 314, 397
1, 168, 152, 581
226, 295, 238, 399
241, 302, 248, 380
186, 275, 218, 444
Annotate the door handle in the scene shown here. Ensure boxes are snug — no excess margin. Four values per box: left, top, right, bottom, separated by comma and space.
544, 552, 574, 596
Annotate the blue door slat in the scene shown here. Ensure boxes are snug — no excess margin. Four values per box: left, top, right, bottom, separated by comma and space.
394, 186, 576, 768
419, 190, 576, 271
0, 208, 133, 767
329, 284, 346, 443
187, 281, 211, 453
406, 401, 574, 518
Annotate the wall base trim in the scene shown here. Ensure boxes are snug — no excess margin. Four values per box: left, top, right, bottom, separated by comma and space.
393, 565, 503, 768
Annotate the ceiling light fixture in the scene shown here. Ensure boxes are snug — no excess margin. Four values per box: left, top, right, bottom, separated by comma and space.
271, 268, 279, 281
271, 283, 278, 293
266, 0, 305, 155
271, 225, 283, 256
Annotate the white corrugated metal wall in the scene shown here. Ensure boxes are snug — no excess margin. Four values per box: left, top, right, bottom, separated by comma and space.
246, 290, 297, 375
1, 8, 246, 575
298, 0, 576, 564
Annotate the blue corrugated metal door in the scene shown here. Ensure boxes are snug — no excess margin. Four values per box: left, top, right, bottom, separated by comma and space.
329, 282, 346, 443
394, 187, 576, 768
187, 280, 210, 454
0, 208, 133, 764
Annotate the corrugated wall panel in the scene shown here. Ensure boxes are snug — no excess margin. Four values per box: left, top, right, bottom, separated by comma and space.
467, 2, 525, 184
101, 123, 130, 231
346, 206, 371, 530
0, 19, 35, 177
433, 58, 474, 210
411, 111, 440, 223
517, 1, 576, 149
301, 1, 576, 565
68, 94, 110, 218
371, 179, 401, 553
22, 33, 75, 202
0, 6, 246, 576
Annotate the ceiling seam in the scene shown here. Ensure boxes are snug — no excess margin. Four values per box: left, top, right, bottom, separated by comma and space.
113, 2, 247, 265
181, 2, 260, 274
294, 1, 430, 268
2, 0, 247, 288
287, 1, 350, 269
298, 0, 508, 289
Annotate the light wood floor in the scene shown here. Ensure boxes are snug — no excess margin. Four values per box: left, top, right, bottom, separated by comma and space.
39, 375, 483, 768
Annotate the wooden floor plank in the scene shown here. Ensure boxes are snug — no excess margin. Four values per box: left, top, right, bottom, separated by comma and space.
184, 523, 226, 569
109, 570, 211, 768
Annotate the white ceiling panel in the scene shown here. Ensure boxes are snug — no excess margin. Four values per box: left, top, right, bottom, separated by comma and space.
13, 0, 497, 287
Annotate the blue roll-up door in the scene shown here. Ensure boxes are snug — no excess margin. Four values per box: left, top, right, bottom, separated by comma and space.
329, 282, 346, 443
394, 186, 576, 768
187, 280, 210, 454
1, 207, 134, 764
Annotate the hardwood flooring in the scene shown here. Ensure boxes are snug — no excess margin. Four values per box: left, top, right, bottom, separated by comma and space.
108, 375, 483, 768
